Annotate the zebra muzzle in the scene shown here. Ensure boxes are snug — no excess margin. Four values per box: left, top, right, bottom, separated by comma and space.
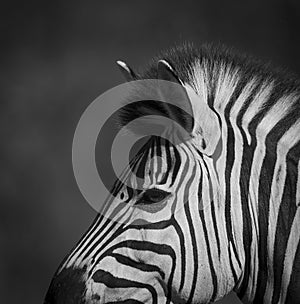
44, 266, 88, 304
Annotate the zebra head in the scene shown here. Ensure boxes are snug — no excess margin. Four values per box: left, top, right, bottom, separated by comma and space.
45, 45, 245, 304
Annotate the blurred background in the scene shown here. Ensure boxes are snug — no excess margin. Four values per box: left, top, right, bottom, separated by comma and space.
1, 0, 300, 303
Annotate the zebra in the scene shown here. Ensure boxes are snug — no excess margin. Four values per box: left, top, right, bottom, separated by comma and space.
44, 43, 300, 304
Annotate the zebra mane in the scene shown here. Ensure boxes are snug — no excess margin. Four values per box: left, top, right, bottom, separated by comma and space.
118, 42, 300, 136
140, 42, 300, 90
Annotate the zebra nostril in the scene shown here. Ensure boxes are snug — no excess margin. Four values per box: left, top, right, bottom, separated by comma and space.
44, 267, 87, 304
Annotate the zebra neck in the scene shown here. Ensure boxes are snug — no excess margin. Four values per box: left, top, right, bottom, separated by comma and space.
197, 151, 245, 301
198, 131, 261, 301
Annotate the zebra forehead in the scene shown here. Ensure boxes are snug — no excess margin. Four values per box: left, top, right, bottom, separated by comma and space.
129, 136, 179, 179
109, 135, 183, 196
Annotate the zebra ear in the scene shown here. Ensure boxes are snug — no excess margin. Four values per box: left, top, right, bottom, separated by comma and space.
116, 60, 137, 81
157, 60, 184, 85
185, 86, 221, 156
157, 60, 194, 134
158, 59, 220, 156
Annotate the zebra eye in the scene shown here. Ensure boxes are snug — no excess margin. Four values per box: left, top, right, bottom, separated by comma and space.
136, 188, 170, 205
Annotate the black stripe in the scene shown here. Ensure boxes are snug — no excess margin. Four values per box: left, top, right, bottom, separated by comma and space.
159, 139, 172, 185
200, 156, 221, 259
128, 219, 171, 230
235, 141, 253, 298
171, 146, 188, 216
210, 190, 221, 259
155, 137, 163, 183
199, 197, 218, 301
170, 216, 186, 291
170, 144, 181, 187
224, 114, 239, 283
183, 158, 198, 303
135, 145, 151, 181
92, 269, 158, 304
101, 240, 176, 264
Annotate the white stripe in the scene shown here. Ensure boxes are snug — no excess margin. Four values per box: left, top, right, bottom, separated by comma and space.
213, 64, 240, 111
242, 82, 274, 145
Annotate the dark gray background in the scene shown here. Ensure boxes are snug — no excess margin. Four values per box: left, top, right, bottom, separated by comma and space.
1, 1, 300, 303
